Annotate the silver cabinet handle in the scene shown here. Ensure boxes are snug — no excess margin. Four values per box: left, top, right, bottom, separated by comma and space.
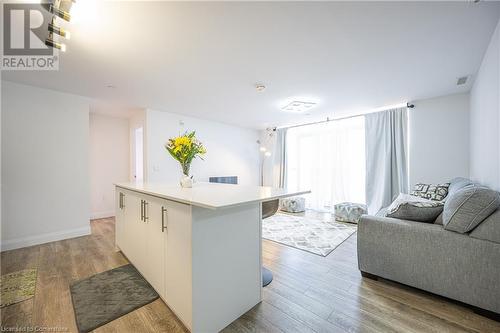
143, 201, 149, 221
161, 207, 167, 232
119, 192, 125, 209
140, 200, 144, 221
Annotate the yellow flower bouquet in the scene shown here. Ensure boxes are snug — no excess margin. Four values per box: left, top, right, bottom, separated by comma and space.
165, 131, 206, 185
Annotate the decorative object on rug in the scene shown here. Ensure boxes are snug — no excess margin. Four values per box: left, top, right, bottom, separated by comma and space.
385, 193, 444, 223
280, 197, 306, 213
70, 264, 159, 333
0, 268, 37, 308
262, 213, 356, 256
334, 202, 367, 224
165, 131, 206, 188
411, 182, 450, 201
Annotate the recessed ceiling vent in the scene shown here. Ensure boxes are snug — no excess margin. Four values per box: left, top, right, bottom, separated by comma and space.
457, 76, 469, 86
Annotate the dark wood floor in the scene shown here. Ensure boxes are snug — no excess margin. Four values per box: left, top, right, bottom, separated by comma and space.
2, 215, 500, 333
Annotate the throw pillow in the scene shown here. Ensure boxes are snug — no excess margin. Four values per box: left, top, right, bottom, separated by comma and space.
443, 184, 500, 233
434, 212, 444, 225
385, 194, 444, 223
411, 183, 450, 201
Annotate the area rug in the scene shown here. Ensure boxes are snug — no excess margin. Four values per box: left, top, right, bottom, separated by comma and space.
0, 268, 37, 308
70, 264, 159, 333
262, 213, 357, 256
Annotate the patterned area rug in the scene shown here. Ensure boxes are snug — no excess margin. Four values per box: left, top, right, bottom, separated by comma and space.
263, 213, 357, 256
0, 268, 37, 308
70, 264, 159, 333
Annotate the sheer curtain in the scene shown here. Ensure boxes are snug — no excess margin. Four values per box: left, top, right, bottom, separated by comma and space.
286, 116, 366, 212
365, 108, 408, 214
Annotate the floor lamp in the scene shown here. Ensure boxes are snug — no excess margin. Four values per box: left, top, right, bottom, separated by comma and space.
259, 146, 274, 286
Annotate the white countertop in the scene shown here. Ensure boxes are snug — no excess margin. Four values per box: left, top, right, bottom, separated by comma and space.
115, 182, 310, 210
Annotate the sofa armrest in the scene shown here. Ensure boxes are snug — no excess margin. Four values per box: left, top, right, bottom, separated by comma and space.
357, 214, 500, 313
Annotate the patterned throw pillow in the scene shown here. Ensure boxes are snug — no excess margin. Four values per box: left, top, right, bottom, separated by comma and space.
386, 194, 444, 223
411, 183, 450, 201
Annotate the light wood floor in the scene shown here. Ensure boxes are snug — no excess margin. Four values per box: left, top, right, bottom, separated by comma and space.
2, 215, 500, 333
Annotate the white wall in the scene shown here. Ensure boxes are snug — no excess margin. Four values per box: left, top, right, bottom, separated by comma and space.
129, 109, 147, 182
470, 19, 500, 191
1, 82, 91, 251
89, 113, 130, 219
146, 109, 260, 185
409, 93, 470, 186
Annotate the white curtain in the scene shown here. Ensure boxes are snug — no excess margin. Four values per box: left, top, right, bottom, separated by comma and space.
365, 107, 409, 214
262, 128, 287, 188
272, 129, 287, 188
286, 117, 366, 212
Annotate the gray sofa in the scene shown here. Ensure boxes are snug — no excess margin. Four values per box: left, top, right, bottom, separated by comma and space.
358, 178, 500, 316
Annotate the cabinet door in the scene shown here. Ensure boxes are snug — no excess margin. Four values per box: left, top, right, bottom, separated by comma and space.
123, 191, 146, 273
144, 196, 167, 299
164, 200, 192, 324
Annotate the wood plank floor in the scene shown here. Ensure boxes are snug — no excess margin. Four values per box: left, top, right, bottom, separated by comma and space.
2, 215, 500, 333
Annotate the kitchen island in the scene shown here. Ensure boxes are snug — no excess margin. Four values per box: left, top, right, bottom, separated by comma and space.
115, 182, 309, 332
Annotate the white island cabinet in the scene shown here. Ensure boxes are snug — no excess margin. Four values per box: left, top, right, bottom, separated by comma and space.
115, 182, 309, 333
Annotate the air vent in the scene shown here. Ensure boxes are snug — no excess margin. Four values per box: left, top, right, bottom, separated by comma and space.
457, 76, 469, 86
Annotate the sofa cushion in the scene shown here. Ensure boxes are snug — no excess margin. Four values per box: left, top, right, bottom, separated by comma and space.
448, 177, 475, 196
434, 212, 444, 225
386, 194, 444, 223
443, 185, 500, 233
470, 209, 500, 244
411, 183, 450, 201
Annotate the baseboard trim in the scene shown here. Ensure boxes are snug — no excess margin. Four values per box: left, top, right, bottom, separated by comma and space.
91, 211, 115, 220
1, 226, 91, 252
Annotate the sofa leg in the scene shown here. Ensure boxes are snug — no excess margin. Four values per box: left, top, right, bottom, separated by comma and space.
472, 307, 500, 322
360, 271, 378, 280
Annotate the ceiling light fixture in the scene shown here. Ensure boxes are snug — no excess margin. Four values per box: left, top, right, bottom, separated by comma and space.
45, 35, 66, 52
255, 84, 266, 92
48, 22, 71, 39
44, 0, 75, 52
281, 100, 317, 113
49, 0, 75, 22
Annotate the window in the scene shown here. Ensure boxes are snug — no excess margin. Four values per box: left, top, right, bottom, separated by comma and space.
286, 116, 366, 211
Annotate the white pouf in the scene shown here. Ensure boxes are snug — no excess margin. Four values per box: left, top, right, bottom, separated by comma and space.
334, 202, 367, 223
280, 197, 306, 213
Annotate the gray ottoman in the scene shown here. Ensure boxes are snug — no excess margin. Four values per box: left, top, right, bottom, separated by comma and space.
280, 197, 306, 213
334, 202, 367, 223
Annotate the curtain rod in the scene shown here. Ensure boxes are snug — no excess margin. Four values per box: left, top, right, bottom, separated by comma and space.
276, 102, 414, 130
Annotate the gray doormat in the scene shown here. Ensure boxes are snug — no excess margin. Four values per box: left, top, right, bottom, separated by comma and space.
70, 264, 159, 333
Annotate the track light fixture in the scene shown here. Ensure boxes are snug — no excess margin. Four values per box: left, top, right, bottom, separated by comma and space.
43, 0, 75, 52
49, 0, 75, 22
48, 22, 71, 39
45, 34, 66, 52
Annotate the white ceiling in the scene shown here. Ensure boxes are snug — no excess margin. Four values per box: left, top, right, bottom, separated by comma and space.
3, 1, 500, 129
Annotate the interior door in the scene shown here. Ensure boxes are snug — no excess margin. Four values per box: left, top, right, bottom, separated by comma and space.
144, 195, 167, 299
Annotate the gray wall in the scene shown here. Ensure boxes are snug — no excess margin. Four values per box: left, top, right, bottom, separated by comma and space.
470, 19, 500, 191
409, 93, 470, 186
